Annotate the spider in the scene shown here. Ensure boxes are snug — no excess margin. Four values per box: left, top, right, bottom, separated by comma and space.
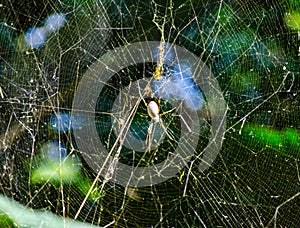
138, 85, 175, 151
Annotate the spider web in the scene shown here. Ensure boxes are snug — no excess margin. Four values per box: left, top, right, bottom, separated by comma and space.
0, 0, 299, 227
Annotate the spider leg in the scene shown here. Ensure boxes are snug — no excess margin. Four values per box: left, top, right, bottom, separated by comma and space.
159, 118, 174, 141
159, 107, 176, 116
137, 81, 148, 107
156, 87, 165, 109
139, 114, 149, 118
146, 121, 154, 151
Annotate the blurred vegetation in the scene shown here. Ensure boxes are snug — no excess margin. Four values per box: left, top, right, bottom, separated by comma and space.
0, 0, 299, 227
0, 195, 102, 227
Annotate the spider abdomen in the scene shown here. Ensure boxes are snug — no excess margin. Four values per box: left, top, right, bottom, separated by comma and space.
147, 101, 160, 119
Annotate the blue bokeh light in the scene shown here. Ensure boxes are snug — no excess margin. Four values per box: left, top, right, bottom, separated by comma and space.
24, 13, 67, 49
151, 63, 204, 110
49, 112, 76, 133
44, 13, 67, 34
24, 27, 47, 49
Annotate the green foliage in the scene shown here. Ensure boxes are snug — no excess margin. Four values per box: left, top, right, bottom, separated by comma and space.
288, 0, 300, 9
30, 156, 105, 202
241, 124, 300, 154
0, 196, 102, 228
285, 11, 300, 30
31, 157, 81, 185
0, 213, 17, 228
75, 177, 106, 202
